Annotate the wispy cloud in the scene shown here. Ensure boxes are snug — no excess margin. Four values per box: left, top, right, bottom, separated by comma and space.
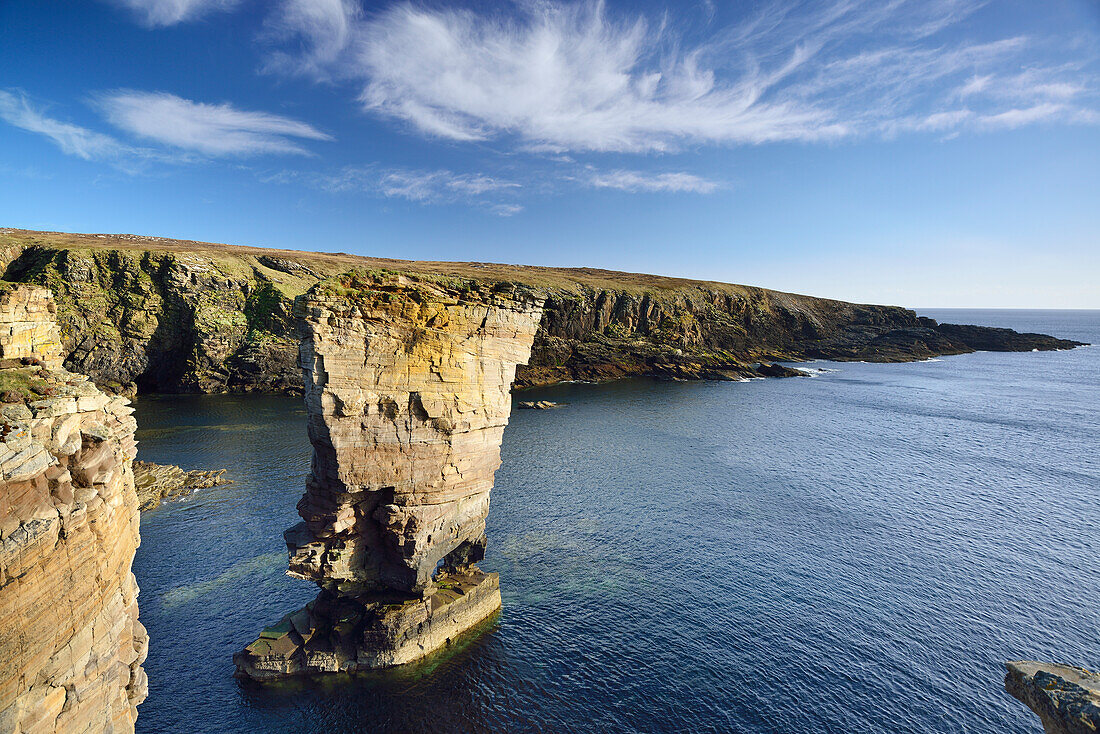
586, 169, 721, 194
96, 91, 332, 156
262, 0, 359, 80
106, 0, 241, 27
0, 90, 129, 160
377, 169, 519, 202
267, 165, 524, 214
260, 0, 1098, 153
0, 89, 169, 172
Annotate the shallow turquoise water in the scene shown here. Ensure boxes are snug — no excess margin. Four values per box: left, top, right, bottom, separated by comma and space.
132, 310, 1099, 733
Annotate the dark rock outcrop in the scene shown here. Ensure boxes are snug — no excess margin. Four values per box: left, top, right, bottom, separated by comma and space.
1006, 661, 1100, 734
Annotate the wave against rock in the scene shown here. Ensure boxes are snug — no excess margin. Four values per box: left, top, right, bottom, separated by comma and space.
235, 273, 542, 679
0, 286, 146, 733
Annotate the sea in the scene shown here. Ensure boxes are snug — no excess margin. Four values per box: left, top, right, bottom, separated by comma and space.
130, 309, 1099, 733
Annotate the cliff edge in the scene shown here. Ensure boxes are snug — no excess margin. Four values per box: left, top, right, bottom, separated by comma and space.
0, 285, 146, 733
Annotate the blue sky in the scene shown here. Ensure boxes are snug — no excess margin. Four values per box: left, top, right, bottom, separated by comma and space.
1, 0, 1098, 307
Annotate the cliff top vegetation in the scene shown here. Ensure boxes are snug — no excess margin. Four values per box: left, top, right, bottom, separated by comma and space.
0, 227, 838, 305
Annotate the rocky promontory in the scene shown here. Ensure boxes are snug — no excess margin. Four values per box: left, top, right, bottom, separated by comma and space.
0, 286, 146, 733
1006, 661, 1100, 734
0, 229, 1083, 395
235, 272, 543, 678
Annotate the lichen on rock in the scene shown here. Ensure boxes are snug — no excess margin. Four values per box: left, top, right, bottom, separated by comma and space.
235, 272, 543, 679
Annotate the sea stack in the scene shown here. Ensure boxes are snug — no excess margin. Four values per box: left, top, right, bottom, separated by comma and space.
235, 272, 543, 679
1005, 661, 1100, 734
0, 285, 146, 732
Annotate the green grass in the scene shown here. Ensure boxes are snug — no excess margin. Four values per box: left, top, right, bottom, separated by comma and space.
0, 368, 51, 401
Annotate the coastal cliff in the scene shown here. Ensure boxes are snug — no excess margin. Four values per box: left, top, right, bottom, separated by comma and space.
1006, 661, 1100, 734
235, 272, 542, 678
1, 229, 1083, 395
0, 286, 146, 733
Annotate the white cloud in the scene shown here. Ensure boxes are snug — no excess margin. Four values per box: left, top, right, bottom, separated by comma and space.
350, 2, 837, 152
489, 203, 524, 217
0, 89, 179, 173
260, 0, 1099, 152
96, 91, 332, 156
956, 74, 992, 98
0, 90, 129, 161
587, 170, 721, 194
262, 0, 359, 80
979, 103, 1066, 129
107, 0, 241, 27
271, 165, 523, 213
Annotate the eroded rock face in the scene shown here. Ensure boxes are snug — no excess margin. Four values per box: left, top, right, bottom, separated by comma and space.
0, 286, 146, 733
0, 285, 63, 369
235, 273, 542, 679
1006, 661, 1100, 734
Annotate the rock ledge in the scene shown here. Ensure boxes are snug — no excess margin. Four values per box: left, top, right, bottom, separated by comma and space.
1006, 661, 1100, 734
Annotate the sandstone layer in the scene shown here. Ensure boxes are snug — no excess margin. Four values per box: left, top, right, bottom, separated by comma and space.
0, 286, 146, 733
235, 272, 542, 679
1, 229, 1084, 394
1006, 661, 1100, 734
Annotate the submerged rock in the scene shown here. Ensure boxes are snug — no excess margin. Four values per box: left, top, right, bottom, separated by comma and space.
754, 362, 809, 378
517, 400, 563, 409
235, 272, 543, 679
1005, 661, 1100, 734
132, 460, 232, 511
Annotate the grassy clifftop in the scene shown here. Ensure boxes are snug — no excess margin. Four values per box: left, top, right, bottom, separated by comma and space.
0, 228, 780, 296
0, 228, 1082, 394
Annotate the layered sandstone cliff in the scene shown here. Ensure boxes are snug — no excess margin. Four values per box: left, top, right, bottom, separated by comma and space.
235, 273, 542, 678
0, 229, 1083, 394
1006, 661, 1100, 734
0, 286, 146, 733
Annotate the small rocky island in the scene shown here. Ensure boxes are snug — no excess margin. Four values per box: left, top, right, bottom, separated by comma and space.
234, 272, 543, 678
132, 460, 231, 511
